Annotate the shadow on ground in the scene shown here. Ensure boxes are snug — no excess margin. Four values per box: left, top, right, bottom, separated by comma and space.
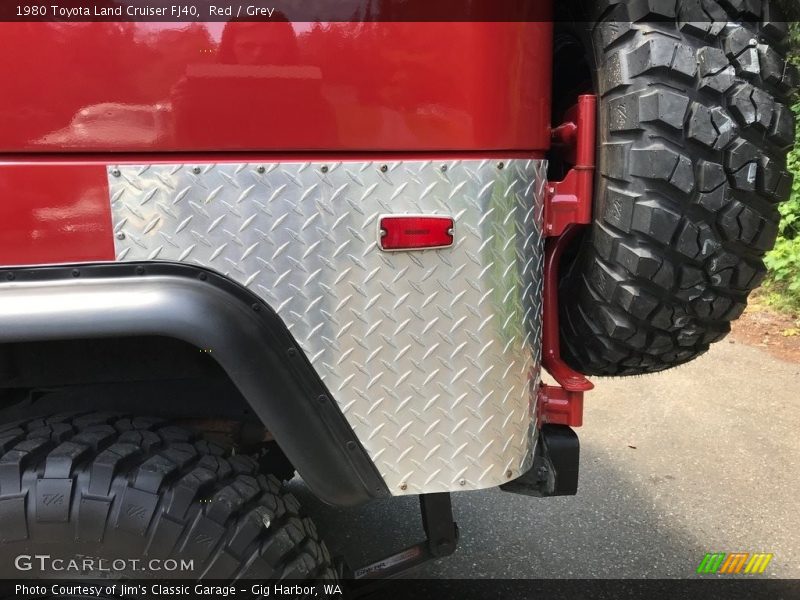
290, 341, 800, 578
291, 445, 705, 578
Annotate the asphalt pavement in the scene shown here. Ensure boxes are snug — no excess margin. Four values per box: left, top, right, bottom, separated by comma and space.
290, 338, 800, 578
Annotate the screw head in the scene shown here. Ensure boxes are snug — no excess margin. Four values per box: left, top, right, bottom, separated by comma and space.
116, 231, 126, 240
321, 165, 329, 174
192, 166, 202, 174
135, 266, 145, 275
71, 269, 80, 278
6, 273, 14, 281
198, 272, 207, 281
505, 469, 513, 479
380, 164, 388, 173
400, 483, 408, 491
346, 441, 357, 451
441, 164, 448, 172
256, 165, 265, 174
497, 162, 505, 170
459, 478, 466, 486
287, 348, 297, 358
110, 168, 121, 178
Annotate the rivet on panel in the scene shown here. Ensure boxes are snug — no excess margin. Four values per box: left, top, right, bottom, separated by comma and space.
116, 232, 126, 240
110, 168, 121, 178
505, 470, 513, 479
321, 165, 329, 174
257, 166, 266, 174
497, 162, 505, 170
400, 483, 407, 491
192, 166, 202, 174
380, 165, 388, 173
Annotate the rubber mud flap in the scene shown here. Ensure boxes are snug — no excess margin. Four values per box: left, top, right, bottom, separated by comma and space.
501, 424, 579, 497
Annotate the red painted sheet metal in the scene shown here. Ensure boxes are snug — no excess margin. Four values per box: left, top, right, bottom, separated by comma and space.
0, 164, 114, 266
0, 152, 545, 268
0, 21, 553, 153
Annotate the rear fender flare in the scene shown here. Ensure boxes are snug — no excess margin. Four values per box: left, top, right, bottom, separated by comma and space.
0, 261, 389, 506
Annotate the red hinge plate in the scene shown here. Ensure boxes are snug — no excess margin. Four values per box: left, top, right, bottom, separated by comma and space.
544, 94, 597, 238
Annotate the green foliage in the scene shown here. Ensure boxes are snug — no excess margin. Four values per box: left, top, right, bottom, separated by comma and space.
763, 24, 800, 313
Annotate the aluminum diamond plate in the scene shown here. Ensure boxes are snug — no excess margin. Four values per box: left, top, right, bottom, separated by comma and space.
109, 159, 546, 495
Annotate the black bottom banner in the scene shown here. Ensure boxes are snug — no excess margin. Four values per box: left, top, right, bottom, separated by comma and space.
1, 579, 800, 600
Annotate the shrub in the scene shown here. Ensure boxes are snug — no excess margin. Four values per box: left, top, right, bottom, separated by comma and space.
763, 21, 800, 313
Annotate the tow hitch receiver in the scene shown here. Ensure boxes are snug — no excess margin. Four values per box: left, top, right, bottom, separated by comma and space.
500, 425, 580, 497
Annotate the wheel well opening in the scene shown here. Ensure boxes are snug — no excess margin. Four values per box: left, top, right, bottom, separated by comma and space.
0, 335, 251, 417
0, 335, 296, 479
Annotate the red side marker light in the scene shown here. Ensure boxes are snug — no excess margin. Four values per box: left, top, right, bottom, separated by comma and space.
379, 215, 454, 251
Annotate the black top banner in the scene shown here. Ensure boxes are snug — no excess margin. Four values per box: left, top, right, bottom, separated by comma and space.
3, 0, 555, 22
3, 0, 796, 22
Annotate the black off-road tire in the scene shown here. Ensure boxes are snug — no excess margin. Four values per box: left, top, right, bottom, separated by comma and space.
0, 412, 336, 584
560, 0, 798, 375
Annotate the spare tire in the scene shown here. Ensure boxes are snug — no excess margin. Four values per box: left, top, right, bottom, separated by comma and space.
560, 0, 798, 376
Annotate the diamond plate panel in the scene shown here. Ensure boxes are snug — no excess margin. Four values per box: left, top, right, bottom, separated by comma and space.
109, 159, 546, 495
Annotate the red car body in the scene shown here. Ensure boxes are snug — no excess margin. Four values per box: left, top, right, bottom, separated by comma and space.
0, 18, 553, 265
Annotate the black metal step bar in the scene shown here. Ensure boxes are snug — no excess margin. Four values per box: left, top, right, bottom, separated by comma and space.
346, 492, 459, 587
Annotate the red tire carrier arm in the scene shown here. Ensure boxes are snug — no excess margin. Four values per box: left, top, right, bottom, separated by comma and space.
539, 94, 597, 428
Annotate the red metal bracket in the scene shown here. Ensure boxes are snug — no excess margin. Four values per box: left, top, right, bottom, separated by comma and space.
538, 94, 597, 428
539, 227, 594, 428
537, 384, 585, 428
544, 95, 597, 238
